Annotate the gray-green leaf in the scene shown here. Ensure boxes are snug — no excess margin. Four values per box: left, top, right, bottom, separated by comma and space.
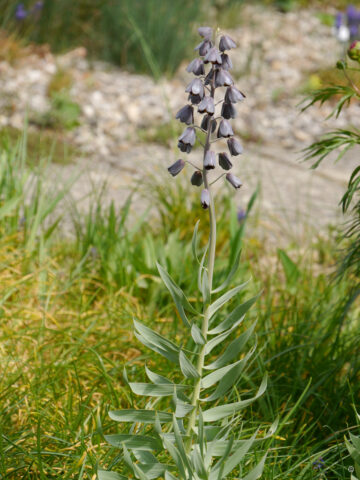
179, 350, 200, 379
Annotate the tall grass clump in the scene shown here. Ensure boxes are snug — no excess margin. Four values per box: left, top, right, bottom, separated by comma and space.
99, 26, 278, 480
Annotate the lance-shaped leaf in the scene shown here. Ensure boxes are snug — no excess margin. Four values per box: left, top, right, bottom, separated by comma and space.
208, 295, 258, 335
205, 322, 257, 370
145, 365, 172, 384
122, 444, 150, 480
204, 314, 245, 355
109, 409, 173, 424
172, 414, 194, 475
197, 242, 209, 293
201, 358, 246, 390
191, 445, 208, 478
202, 345, 256, 402
191, 323, 205, 345
202, 375, 267, 422
165, 472, 178, 480
179, 350, 200, 379
129, 382, 188, 397
134, 320, 179, 364
212, 250, 241, 294
139, 462, 173, 480
242, 453, 267, 480
157, 263, 198, 328
105, 434, 161, 451
191, 220, 200, 263
174, 398, 194, 418
162, 436, 187, 479
98, 471, 127, 480
208, 282, 248, 319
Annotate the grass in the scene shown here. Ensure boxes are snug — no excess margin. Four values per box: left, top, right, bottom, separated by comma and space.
0, 132, 359, 478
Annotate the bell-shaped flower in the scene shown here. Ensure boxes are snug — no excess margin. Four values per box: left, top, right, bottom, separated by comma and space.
188, 94, 202, 105
168, 159, 185, 177
201, 189, 210, 209
191, 170, 203, 186
204, 150, 216, 170
198, 96, 215, 115
178, 127, 196, 153
195, 39, 212, 57
225, 86, 245, 103
201, 115, 216, 132
219, 34, 237, 52
221, 102, 236, 119
227, 137, 243, 156
198, 26, 213, 39
218, 152, 233, 170
186, 58, 205, 76
185, 78, 204, 98
226, 173, 242, 189
204, 47, 222, 65
215, 68, 234, 87
221, 53, 233, 70
175, 104, 194, 125
217, 119, 234, 138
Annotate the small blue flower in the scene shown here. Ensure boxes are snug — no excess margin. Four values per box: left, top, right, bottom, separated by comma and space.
15, 3, 27, 20
237, 208, 247, 224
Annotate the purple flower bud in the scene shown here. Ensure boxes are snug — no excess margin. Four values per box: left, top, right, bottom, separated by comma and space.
198, 96, 215, 115
201, 189, 210, 209
217, 119, 234, 138
225, 86, 245, 103
188, 94, 202, 105
219, 35, 237, 52
191, 170, 203, 186
168, 159, 185, 177
218, 152, 233, 170
221, 102, 236, 119
195, 39, 212, 57
226, 173, 242, 189
237, 208, 246, 223
215, 68, 234, 87
227, 137, 243, 156
204, 47, 222, 65
204, 150, 216, 170
186, 58, 205, 76
201, 115, 217, 133
198, 26, 213, 39
178, 127, 196, 153
221, 53, 233, 70
15, 3, 27, 20
175, 104, 194, 125
185, 78, 204, 98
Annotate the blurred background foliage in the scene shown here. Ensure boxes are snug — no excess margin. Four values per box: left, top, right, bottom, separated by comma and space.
0, 0, 354, 77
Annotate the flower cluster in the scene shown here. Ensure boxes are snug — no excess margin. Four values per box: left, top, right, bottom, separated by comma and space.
168, 26, 244, 209
15, 2, 43, 21
334, 5, 360, 43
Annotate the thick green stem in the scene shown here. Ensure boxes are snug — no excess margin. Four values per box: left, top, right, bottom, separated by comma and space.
186, 72, 216, 448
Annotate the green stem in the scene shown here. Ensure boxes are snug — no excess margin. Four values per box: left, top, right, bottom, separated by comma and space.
186, 70, 216, 449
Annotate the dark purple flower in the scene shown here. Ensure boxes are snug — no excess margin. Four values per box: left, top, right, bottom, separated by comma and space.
221, 102, 236, 119
195, 39, 212, 57
191, 170, 203, 186
219, 35, 237, 52
178, 127, 196, 153
237, 208, 247, 223
204, 150, 216, 170
221, 53, 233, 70
227, 137, 243, 156
186, 58, 205, 76
198, 26, 213, 39
201, 115, 216, 132
215, 68, 234, 87
218, 152, 233, 170
168, 159, 185, 177
226, 173, 242, 189
335, 12, 343, 29
15, 3, 27, 20
201, 189, 210, 209
188, 94, 202, 105
225, 86, 245, 103
204, 47, 222, 65
176, 105, 194, 125
185, 78, 204, 98
217, 119, 234, 138
198, 96, 215, 115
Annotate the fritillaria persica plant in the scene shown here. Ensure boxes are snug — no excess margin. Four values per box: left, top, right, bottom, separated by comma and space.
99, 27, 276, 480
